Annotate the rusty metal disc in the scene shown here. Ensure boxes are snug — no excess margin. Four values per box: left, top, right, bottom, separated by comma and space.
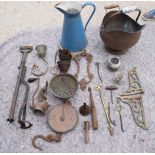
48, 104, 78, 133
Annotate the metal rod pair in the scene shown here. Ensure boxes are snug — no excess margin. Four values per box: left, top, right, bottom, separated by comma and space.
7, 46, 33, 129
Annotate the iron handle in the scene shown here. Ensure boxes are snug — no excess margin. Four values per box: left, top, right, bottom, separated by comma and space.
121, 6, 141, 22
81, 1, 96, 31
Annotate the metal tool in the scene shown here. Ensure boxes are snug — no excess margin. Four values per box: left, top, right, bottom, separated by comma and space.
105, 85, 118, 104
107, 57, 121, 71
31, 45, 48, 77
28, 78, 49, 116
84, 121, 90, 144
32, 133, 61, 151
37, 81, 48, 102
7, 46, 33, 129
79, 103, 91, 116
88, 87, 98, 130
95, 84, 114, 136
73, 50, 94, 91
49, 73, 78, 130
116, 98, 125, 132
118, 67, 147, 130
118, 95, 147, 130
32, 73, 78, 150
57, 48, 72, 73
95, 62, 103, 83
122, 67, 144, 96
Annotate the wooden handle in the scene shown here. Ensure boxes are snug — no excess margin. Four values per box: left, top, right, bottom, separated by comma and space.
84, 121, 90, 144
104, 4, 120, 10
88, 87, 98, 130
91, 105, 98, 130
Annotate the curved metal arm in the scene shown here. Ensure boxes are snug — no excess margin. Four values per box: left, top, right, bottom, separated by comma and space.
18, 66, 32, 129
31, 58, 48, 77
81, 2, 96, 31
121, 6, 141, 22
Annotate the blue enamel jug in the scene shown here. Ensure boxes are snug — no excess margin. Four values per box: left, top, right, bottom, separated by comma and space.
55, 2, 96, 52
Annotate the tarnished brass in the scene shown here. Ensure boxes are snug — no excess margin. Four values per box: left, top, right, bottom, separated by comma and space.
122, 67, 144, 96
118, 67, 147, 130
50, 73, 78, 99
118, 95, 147, 130
95, 84, 114, 136
36, 45, 47, 58
31, 45, 48, 76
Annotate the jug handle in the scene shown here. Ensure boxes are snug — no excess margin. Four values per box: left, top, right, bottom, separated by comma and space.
81, 2, 96, 31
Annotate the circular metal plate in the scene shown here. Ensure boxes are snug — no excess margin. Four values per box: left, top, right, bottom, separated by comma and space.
48, 104, 78, 133
50, 73, 78, 98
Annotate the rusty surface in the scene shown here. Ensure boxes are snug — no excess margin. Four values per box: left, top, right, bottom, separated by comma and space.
73, 50, 94, 91
32, 133, 61, 151
7, 46, 33, 129
100, 8, 144, 52
57, 60, 71, 73
48, 103, 78, 133
79, 103, 91, 116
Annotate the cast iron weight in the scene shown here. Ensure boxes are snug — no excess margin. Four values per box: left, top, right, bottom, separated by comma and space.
79, 103, 91, 116
105, 86, 118, 104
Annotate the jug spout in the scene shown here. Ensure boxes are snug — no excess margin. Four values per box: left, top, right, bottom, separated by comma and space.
55, 3, 66, 14
55, 2, 82, 15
